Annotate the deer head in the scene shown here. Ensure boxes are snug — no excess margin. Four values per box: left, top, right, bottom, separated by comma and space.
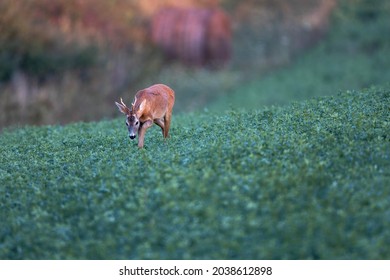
115, 97, 145, 140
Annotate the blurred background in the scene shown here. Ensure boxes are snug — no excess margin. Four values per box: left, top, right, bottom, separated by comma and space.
0, 0, 388, 129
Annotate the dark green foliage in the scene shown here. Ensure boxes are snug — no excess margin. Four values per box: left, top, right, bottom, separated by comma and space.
1, 87, 389, 259
0, 23, 98, 82
209, 0, 390, 111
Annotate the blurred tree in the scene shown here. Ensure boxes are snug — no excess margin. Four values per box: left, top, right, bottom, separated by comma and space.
0, 0, 142, 81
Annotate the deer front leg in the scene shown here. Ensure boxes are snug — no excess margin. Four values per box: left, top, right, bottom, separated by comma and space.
137, 120, 153, 148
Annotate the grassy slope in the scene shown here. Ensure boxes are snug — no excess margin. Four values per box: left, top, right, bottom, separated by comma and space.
1, 87, 389, 259
209, 2, 390, 111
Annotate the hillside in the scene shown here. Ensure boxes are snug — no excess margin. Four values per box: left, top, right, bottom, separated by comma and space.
1, 87, 389, 259
208, 0, 390, 111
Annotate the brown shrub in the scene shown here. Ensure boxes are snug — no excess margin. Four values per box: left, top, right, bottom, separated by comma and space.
151, 7, 231, 67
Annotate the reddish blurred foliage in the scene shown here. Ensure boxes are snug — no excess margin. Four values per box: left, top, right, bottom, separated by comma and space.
151, 7, 231, 67
0, 0, 143, 53
31, 0, 141, 49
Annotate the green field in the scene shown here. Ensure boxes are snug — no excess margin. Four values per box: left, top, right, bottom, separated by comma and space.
1, 87, 389, 259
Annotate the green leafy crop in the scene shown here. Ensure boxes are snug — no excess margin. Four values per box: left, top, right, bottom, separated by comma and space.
1, 87, 389, 259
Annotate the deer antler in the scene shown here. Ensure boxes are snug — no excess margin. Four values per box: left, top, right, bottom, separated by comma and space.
131, 96, 137, 110
120, 98, 126, 107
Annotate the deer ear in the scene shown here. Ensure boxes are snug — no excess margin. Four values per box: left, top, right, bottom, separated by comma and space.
115, 100, 130, 115
138, 99, 146, 112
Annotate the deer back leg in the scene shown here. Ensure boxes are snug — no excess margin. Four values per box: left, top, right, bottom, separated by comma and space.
163, 111, 172, 138
154, 118, 165, 137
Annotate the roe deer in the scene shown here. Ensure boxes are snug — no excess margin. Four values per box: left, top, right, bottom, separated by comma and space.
115, 84, 175, 148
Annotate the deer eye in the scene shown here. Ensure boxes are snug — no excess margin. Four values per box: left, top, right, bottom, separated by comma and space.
135, 121, 139, 125
125, 121, 129, 126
